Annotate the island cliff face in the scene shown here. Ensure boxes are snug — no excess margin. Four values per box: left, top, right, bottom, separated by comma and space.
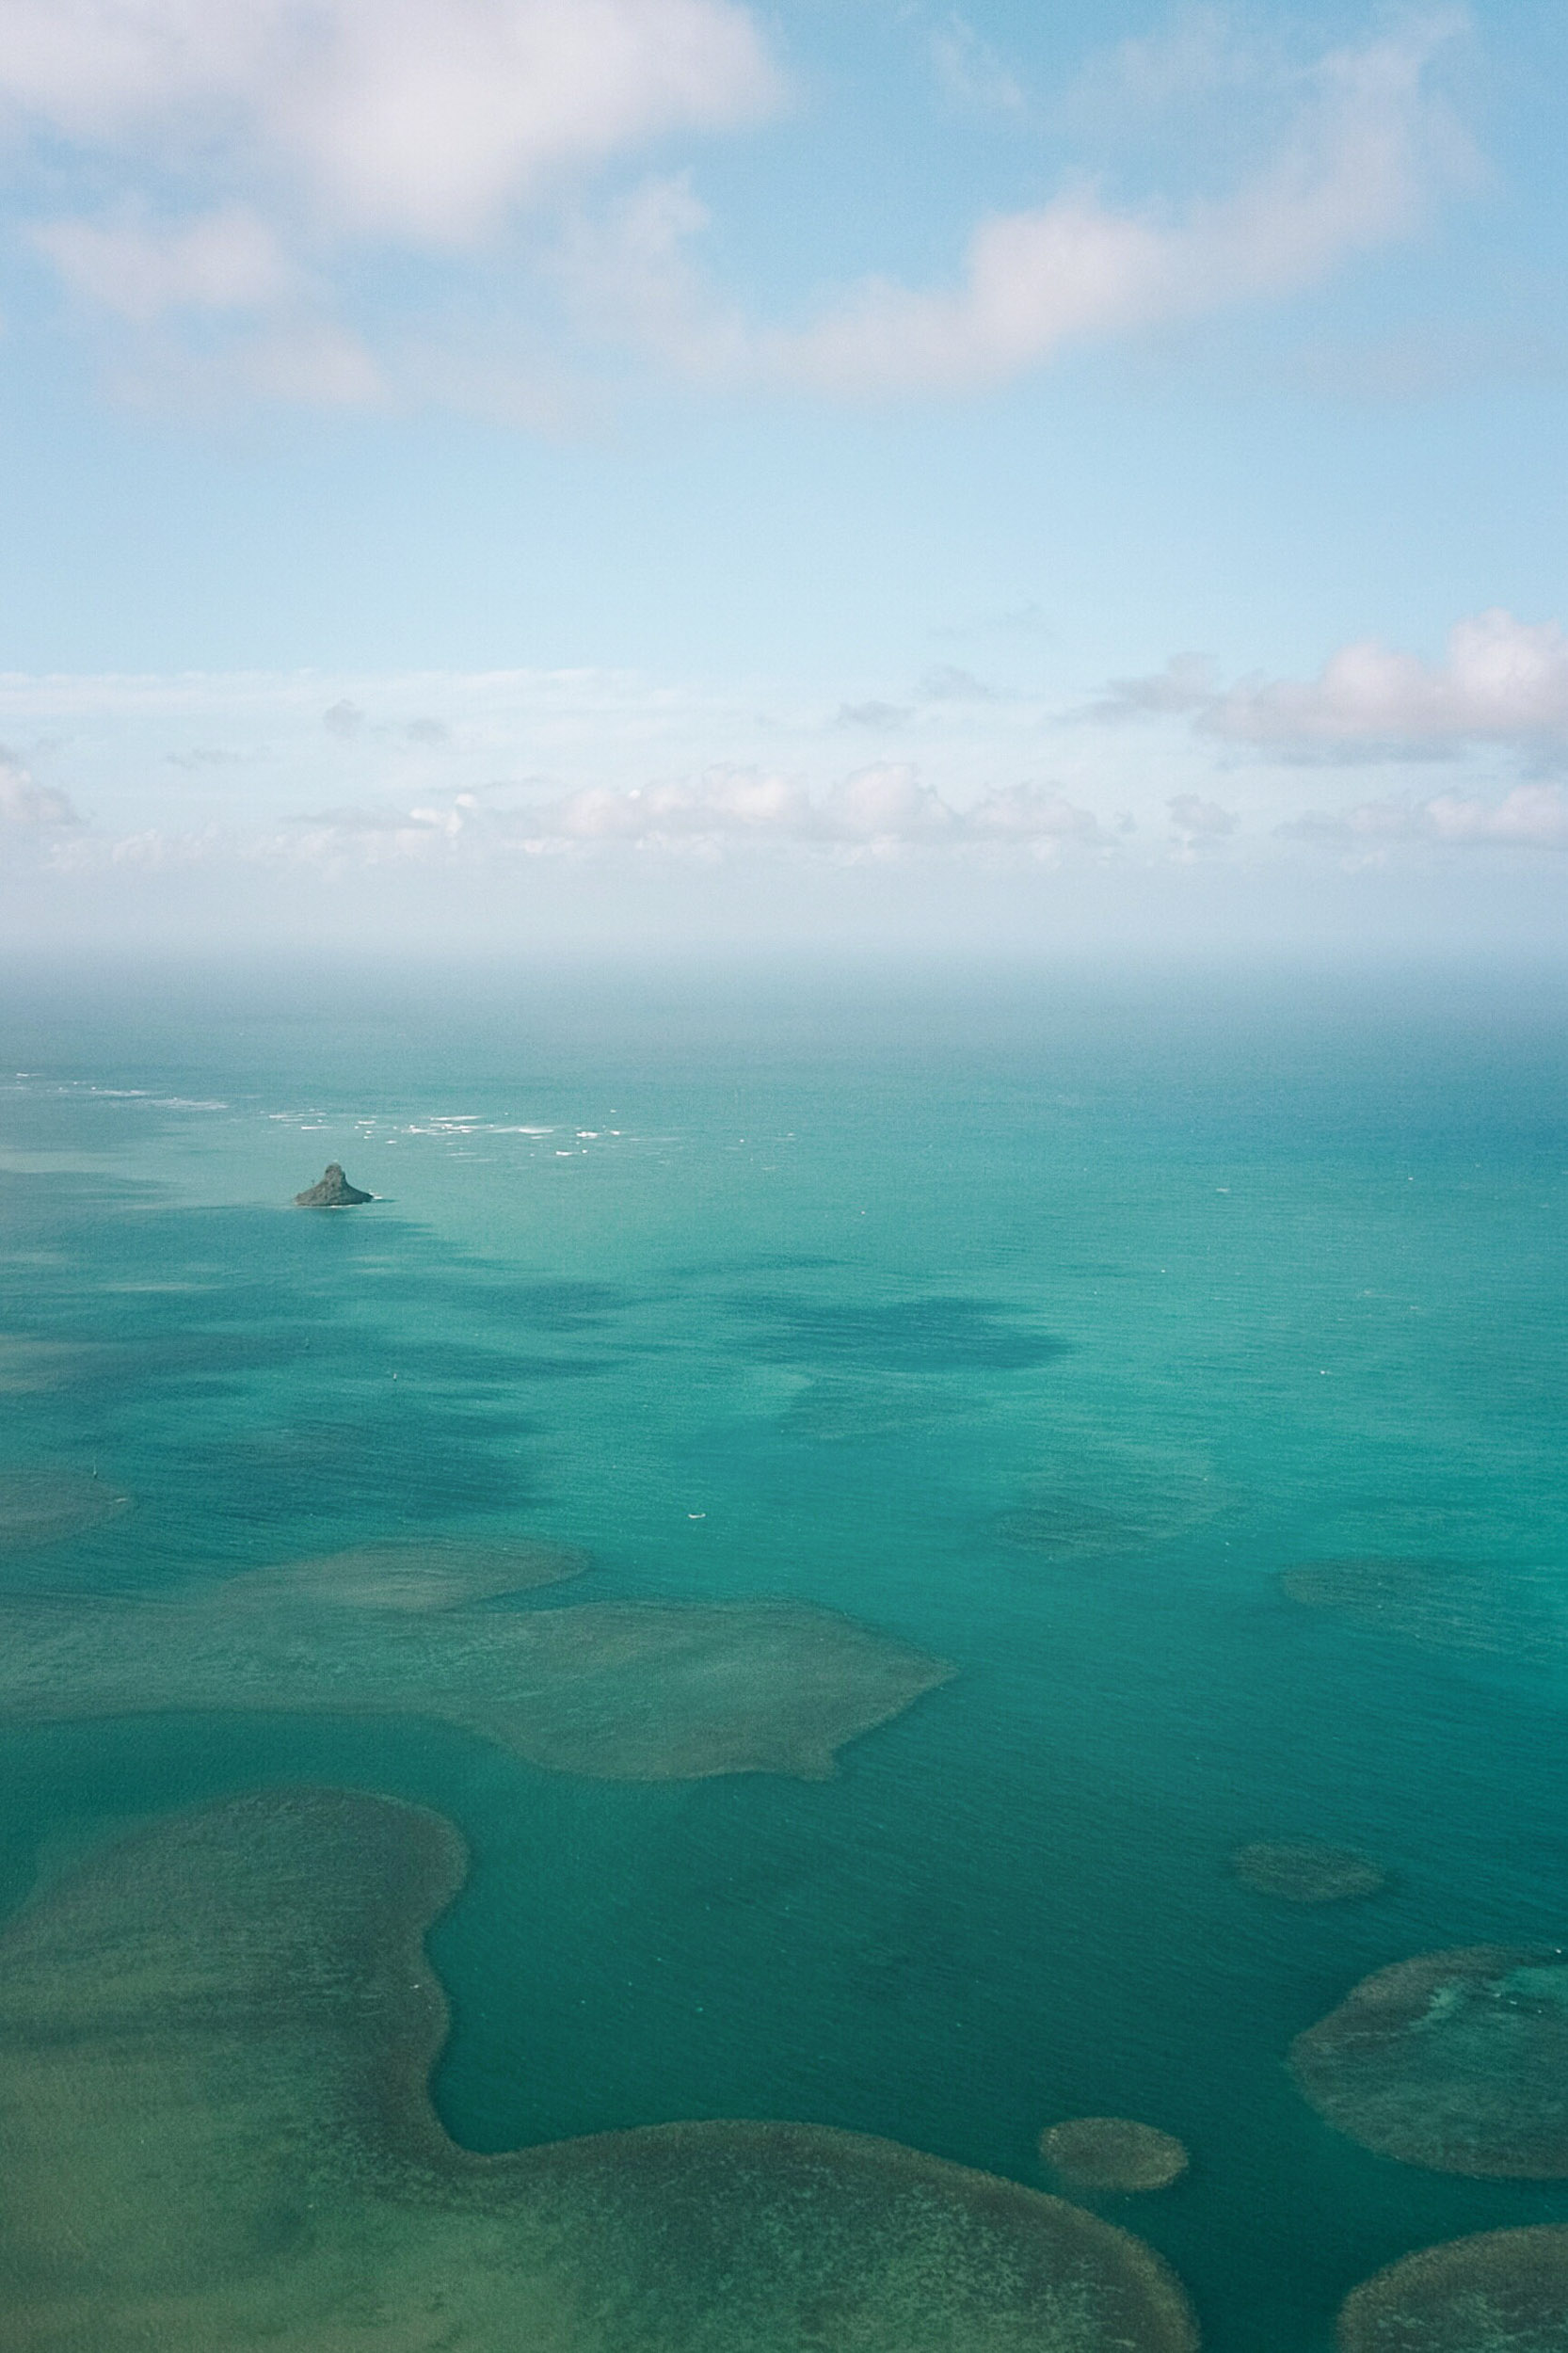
294, 1163, 373, 1208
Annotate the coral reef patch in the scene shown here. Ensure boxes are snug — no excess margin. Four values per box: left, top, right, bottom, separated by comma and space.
1338, 2224, 1568, 2352
1230, 1842, 1386, 1904
995, 1449, 1226, 1561
0, 1575, 952, 1782
214, 1536, 591, 1613
0, 1787, 1203, 2352
1278, 1557, 1568, 1667
1290, 1946, 1568, 2175
1041, 2119, 1190, 2192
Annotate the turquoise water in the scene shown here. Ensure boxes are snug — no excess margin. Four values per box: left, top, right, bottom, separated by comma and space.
4, 957, 1568, 2347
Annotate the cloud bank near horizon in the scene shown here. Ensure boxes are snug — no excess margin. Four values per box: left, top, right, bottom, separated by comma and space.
1095, 608, 1568, 761
8, 605, 1568, 922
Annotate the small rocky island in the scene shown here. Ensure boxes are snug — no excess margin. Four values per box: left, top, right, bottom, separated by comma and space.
295, 1163, 373, 1208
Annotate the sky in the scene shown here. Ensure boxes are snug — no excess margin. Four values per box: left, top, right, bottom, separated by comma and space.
2, 0, 1567, 956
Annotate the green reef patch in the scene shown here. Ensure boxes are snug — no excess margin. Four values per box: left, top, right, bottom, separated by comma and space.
1230, 1842, 1386, 1905
0, 1787, 1203, 2353
0, 1569, 952, 1781
1290, 1946, 1568, 2176
1337, 2226, 1568, 2352
1040, 2119, 1190, 2193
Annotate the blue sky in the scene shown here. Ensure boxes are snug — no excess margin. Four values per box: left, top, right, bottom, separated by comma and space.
2, 0, 1567, 952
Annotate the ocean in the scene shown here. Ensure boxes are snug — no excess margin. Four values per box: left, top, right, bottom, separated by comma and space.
3, 955, 1567, 2349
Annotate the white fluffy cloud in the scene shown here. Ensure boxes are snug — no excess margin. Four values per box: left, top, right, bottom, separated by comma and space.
91, 764, 1106, 870
766, 16, 1463, 396
529, 769, 815, 840
1096, 610, 1568, 758
1298, 783, 1568, 851
34, 206, 296, 322
549, 12, 1464, 403
2, 7, 1470, 415
1208, 609, 1568, 749
498, 765, 1102, 853
1424, 784, 1568, 844
1, 0, 780, 247
0, 750, 79, 828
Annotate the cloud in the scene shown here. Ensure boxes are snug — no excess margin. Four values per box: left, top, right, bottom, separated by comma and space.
0, 750, 80, 828
529, 768, 815, 840
33, 206, 296, 322
929, 15, 1026, 115
1085, 652, 1216, 722
837, 700, 912, 731
1295, 783, 1568, 852
1206, 609, 1568, 750
1093, 610, 1568, 762
6, 8, 1474, 422
827, 764, 952, 839
1062, 3, 1254, 127
514, 765, 1104, 853
1168, 792, 1236, 838
1425, 785, 1568, 844
4, 0, 781, 248
10, 4, 776, 418
552, 171, 749, 379
919, 664, 995, 702
111, 317, 388, 412
967, 784, 1102, 841
264, 765, 1106, 859
765, 15, 1465, 396
507, 764, 940, 845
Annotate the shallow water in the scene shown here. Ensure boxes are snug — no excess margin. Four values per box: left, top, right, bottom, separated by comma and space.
3, 957, 1568, 2348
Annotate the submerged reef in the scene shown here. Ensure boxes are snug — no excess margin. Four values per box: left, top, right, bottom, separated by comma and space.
994, 1449, 1226, 1562
294, 1163, 373, 1207
1338, 2225, 1568, 2352
212, 1536, 592, 1613
0, 1787, 1203, 2352
1040, 2119, 1190, 2192
1278, 1556, 1568, 1667
0, 1468, 131, 1553
1290, 1946, 1568, 2175
1230, 1842, 1386, 1904
0, 1562, 952, 1781
994, 1501, 1153, 1559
